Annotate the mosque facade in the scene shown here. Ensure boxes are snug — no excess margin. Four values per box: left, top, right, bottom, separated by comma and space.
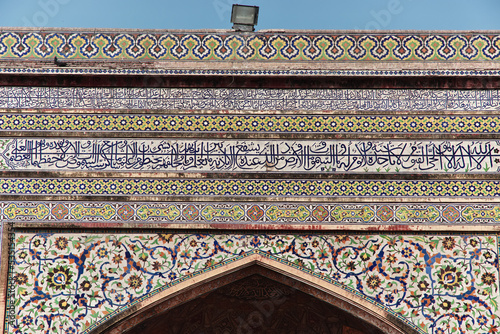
0, 28, 498, 334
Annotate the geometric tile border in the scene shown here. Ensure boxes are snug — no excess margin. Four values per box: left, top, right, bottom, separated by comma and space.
2, 201, 500, 225
2, 87, 500, 111
1, 32, 500, 61
2, 114, 500, 134
5, 231, 499, 334
1, 179, 500, 198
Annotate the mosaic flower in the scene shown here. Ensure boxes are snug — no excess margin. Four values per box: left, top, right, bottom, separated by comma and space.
385, 294, 394, 303
128, 274, 142, 289
158, 233, 173, 243
168, 272, 177, 281
151, 261, 161, 270
438, 265, 463, 290
47, 266, 73, 290
18, 251, 27, 260
442, 237, 456, 250
435, 329, 445, 334
417, 279, 429, 291
477, 315, 488, 326
401, 247, 413, 258
112, 254, 123, 264
360, 253, 370, 261
54, 236, 68, 250
469, 238, 478, 247
21, 315, 33, 327
13, 273, 28, 285
366, 275, 381, 289
484, 251, 493, 260
482, 272, 496, 285
97, 247, 108, 258
59, 299, 69, 310
347, 261, 356, 271
386, 253, 397, 264
115, 294, 125, 303
439, 299, 452, 310
335, 235, 349, 244
139, 253, 148, 262
80, 280, 92, 291
312, 240, 319, 247
33, 239, 41, 247
190, 240, 197, 247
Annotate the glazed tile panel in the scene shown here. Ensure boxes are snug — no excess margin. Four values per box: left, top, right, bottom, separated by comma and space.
1, 114, 500, 134
1, 178, 500, 198
1, 32, 500, 61
2, 138, 500, 173
6, 232, 499, 334
1, 87, 500, 111
3, 201, 500, 225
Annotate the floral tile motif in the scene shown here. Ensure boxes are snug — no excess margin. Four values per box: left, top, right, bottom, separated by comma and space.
1, 32, 500, 61
1, 114, 500, 134
1, 87, 500, 111
6, 232, 499, 334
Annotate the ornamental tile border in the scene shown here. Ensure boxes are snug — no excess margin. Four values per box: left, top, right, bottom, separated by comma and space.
5, 231, 499, 334
1, 114, 500, 134
3, 201, 500, 225
0, 178, 499, 198
1, 87, 500, 111
3, 68, 500, 77
1, 32, 500, 61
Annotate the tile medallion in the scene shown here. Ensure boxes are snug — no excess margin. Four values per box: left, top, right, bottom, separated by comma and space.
1, 31, 500, 61
1, 114, 500, 134
1, 138, 500, 173
1, 87, 500, 111
5, 231, 499, 334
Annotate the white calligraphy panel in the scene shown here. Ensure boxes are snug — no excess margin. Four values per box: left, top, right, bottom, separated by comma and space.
1, 138, 499, 173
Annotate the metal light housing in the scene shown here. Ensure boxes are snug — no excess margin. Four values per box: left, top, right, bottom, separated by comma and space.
231, 4, 259, 32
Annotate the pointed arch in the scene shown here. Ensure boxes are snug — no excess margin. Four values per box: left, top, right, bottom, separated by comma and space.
91, 253, 418, 334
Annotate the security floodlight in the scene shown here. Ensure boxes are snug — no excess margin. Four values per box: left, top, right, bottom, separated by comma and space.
231, 4, 259, 32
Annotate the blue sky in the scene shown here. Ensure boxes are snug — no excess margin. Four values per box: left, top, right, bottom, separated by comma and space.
0, 0, 499, 31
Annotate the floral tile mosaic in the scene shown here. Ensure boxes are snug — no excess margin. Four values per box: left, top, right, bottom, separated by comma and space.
1, 114, 499, 134
1, 31, 500, 61
0, 87, 500, 111
3, 201, 500, 225
5, 231, 499, 334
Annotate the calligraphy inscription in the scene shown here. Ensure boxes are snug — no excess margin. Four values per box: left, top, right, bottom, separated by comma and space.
2, 138, 499, 173
0, 87, 499, 111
